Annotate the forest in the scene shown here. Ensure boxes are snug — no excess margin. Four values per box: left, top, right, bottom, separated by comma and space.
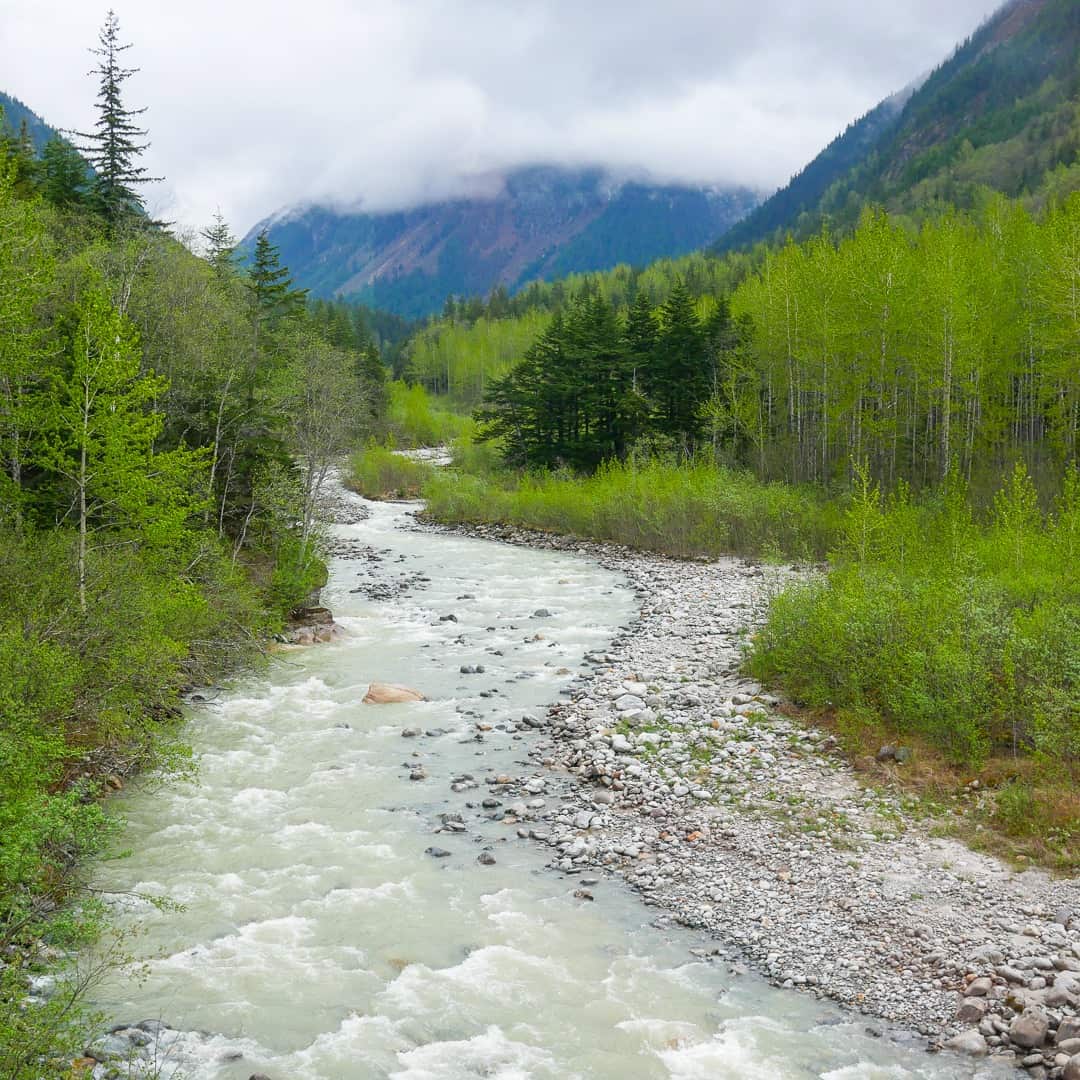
0, 15, 388, 1071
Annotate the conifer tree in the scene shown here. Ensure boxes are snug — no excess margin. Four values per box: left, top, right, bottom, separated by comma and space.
40, 137, 90, 209
248, 230, 307, 331
75, 10, 160, 225
201, 210, 239, 278
0, 112, 39, 197
649, 280, 708, 453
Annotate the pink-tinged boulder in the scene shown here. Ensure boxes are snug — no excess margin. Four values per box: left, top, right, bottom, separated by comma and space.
363, 682, 426, 705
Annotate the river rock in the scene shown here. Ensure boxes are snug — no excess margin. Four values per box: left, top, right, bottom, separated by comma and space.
1009, 1009, 1050, 1049
1065, 1056, 1080, 1080
363, 682, 426, 704
291, 606, 333, 627
944, 1030, 988, 1057
85, 1034, 133, 1062
1059, 1018, 1080, 1043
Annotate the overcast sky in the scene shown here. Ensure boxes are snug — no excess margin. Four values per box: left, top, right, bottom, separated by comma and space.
2, 0, 1003, 235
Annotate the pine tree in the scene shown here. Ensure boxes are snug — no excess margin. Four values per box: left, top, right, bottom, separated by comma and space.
40, 137, 90, 209
201, 210, 239, 278
649, 280, 708, 453
248, 230, 307, 331
74, 10, 160, 225
0, 112, 39, 197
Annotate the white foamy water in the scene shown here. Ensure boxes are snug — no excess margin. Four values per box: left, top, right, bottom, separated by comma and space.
93, 494, 1010, 1079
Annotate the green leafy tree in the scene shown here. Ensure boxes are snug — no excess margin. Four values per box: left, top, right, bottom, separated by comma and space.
37, 290, 205, 612
0, 170, 54, 509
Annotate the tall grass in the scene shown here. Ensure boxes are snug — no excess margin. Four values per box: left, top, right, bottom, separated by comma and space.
348, 444, 436, 499
423, 457, 840, 561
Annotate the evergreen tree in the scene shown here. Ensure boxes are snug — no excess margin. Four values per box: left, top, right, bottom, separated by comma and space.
649, 280, 709, 453
40, 137, 90, 209
248, 230, 307, 332
74, 10, 160, 225
624, 292, 659, 394
201, 210, 239, 278
0, 112, 39, 198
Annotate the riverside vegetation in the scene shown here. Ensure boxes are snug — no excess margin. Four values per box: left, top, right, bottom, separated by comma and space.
0, 15, 389, 1075
352, 189, 1080, 871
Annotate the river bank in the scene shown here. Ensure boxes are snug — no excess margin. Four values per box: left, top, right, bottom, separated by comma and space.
413, 514, 1080, 1077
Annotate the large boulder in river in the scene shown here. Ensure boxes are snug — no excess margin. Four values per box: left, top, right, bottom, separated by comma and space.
363, 682, 426, 705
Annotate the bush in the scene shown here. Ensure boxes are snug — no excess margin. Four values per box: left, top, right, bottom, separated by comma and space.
748, 464, 1080, 772
386, 381, 473, 447
423, 457, 839, 561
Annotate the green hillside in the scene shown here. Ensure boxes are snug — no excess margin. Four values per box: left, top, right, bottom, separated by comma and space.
0, 90, 62, 151
718, 0, 1080, 249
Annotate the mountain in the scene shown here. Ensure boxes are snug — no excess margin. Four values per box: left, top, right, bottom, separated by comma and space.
0, 91, 63, 151
248, 166, 760, 318
717, 0, 1080, 251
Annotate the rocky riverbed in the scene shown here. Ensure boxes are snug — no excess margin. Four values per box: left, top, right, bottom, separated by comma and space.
415, 516, 1080, 1078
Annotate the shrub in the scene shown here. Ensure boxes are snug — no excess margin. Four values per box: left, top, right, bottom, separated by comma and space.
348, 444, 435, 499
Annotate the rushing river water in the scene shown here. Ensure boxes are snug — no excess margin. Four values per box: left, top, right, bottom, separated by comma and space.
94, 492, 1008, 1079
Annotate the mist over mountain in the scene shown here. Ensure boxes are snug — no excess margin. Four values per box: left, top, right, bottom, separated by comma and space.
247, 166, 760, 318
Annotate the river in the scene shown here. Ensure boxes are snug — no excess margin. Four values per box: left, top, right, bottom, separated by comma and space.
92, 490, 1007, 1079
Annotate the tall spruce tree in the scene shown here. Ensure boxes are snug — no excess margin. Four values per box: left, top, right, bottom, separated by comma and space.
75, 10, 160, 225
248, 230, 307, 331
201, 210, 239, 278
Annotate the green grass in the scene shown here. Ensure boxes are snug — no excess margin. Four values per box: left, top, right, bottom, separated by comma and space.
348, 444, 437, 499
423, 456, 840, 561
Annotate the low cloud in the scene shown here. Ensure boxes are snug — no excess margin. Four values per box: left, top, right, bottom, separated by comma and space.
4, 0, 1002, 233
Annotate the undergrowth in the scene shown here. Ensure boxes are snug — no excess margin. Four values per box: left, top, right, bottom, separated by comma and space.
423, 454, 840, 561
748, 463, 1080, 869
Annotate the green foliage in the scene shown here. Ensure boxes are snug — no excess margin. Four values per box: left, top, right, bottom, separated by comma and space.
386, 380, 473, 446
748, 463, 1080, 769
424, 456, 838, 561
348, 444, 436, 500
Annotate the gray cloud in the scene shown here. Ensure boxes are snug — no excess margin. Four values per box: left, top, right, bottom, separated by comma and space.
2, 0, 1002, 233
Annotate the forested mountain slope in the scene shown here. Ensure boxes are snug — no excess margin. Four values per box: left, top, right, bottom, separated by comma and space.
0, 90, 62, 151
717, 0, 1080, 249
247, 166, 760, 318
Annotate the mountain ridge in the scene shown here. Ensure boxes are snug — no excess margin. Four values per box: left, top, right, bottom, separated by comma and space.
716, 0, 1080, 251
0, 90, 63, 151
247, 165, 760, 318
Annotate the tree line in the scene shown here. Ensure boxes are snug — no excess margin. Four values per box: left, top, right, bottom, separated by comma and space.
474, 284, 742, 470
0, 13, 385, 1071
463, 195, 1080, 492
